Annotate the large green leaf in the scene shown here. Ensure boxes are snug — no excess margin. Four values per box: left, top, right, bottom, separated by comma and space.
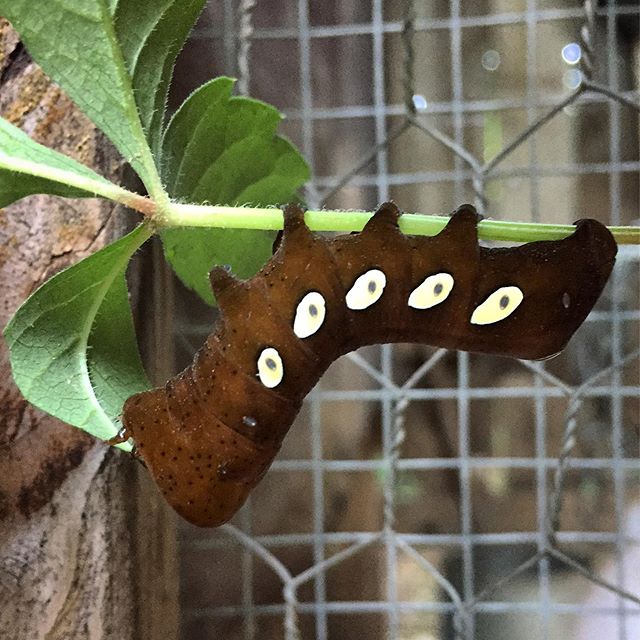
4, 225, 152, 448
0, 0, 204, 195
0, 0, 154, 188
160, 77, 310, 305
0, 116, 137, 207
114, 0, 207, 155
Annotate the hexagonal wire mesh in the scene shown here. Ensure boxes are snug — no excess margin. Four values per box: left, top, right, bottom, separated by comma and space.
170, 1, 640, 639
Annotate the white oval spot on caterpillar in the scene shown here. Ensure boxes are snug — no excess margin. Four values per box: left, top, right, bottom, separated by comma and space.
408, 272, 454, 309
293, 291, 326, 338
257, 347, 284, 388
345, 269, 386, 310
470, 286, 524, 325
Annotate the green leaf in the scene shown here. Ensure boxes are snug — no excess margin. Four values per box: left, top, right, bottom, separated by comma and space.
160, 77, 310, 305
162, 227, 277, 304
0, 0, 164, 196
114, 0, 208, 155
4, 225, 152, 448
0, 116, 139, 207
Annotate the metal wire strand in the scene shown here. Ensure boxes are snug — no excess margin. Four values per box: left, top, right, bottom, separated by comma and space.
237, 0, 257, 96
402, 0, 417, 116
580, 0, 597, 81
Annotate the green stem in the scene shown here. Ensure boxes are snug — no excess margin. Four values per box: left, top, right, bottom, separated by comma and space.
164, 203, 640, 245
2, 155, 157, 215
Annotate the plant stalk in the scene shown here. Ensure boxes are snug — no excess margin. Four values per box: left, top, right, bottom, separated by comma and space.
158, 202, 640, 245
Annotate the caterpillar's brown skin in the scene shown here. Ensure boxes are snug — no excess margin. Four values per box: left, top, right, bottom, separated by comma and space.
120, 202, 617, 527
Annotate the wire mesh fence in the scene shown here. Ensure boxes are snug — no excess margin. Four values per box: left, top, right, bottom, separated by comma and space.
170, 1, 640, 639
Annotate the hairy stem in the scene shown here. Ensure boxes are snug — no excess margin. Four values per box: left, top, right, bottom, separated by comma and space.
158, 202, 640, 245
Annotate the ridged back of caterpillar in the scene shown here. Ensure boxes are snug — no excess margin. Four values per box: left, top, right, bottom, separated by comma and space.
122, 201, 617, 527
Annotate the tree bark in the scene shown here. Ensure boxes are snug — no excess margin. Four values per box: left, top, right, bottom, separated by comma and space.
0, 20, 178, 640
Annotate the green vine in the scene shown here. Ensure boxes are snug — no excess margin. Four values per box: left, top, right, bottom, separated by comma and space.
158, 201, 640, 245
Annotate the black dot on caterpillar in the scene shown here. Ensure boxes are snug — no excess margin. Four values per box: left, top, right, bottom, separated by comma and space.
117, 202, 617, 527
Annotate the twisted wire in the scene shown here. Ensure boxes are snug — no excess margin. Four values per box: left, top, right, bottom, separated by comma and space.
237, 0, 257, 96
580, 0, 597, 81
401, 0, 417, 116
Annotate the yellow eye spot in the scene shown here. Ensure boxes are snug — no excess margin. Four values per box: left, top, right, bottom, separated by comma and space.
345, 269, 386, 310
293, 291, 326, 338
257, 347, 284, 388
408, 273, 454, 309
470, 286, 524, 325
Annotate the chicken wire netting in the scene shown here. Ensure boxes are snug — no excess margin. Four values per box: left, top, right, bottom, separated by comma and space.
167, 1, 640, 639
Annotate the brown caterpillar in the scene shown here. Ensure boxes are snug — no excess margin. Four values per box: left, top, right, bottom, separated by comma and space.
118, 202, 617, 527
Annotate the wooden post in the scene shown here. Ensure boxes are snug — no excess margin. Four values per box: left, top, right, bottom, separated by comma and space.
0, 21, 178, 639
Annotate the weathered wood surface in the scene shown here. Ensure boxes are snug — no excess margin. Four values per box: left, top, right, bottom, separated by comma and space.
0, 20, 178, 640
